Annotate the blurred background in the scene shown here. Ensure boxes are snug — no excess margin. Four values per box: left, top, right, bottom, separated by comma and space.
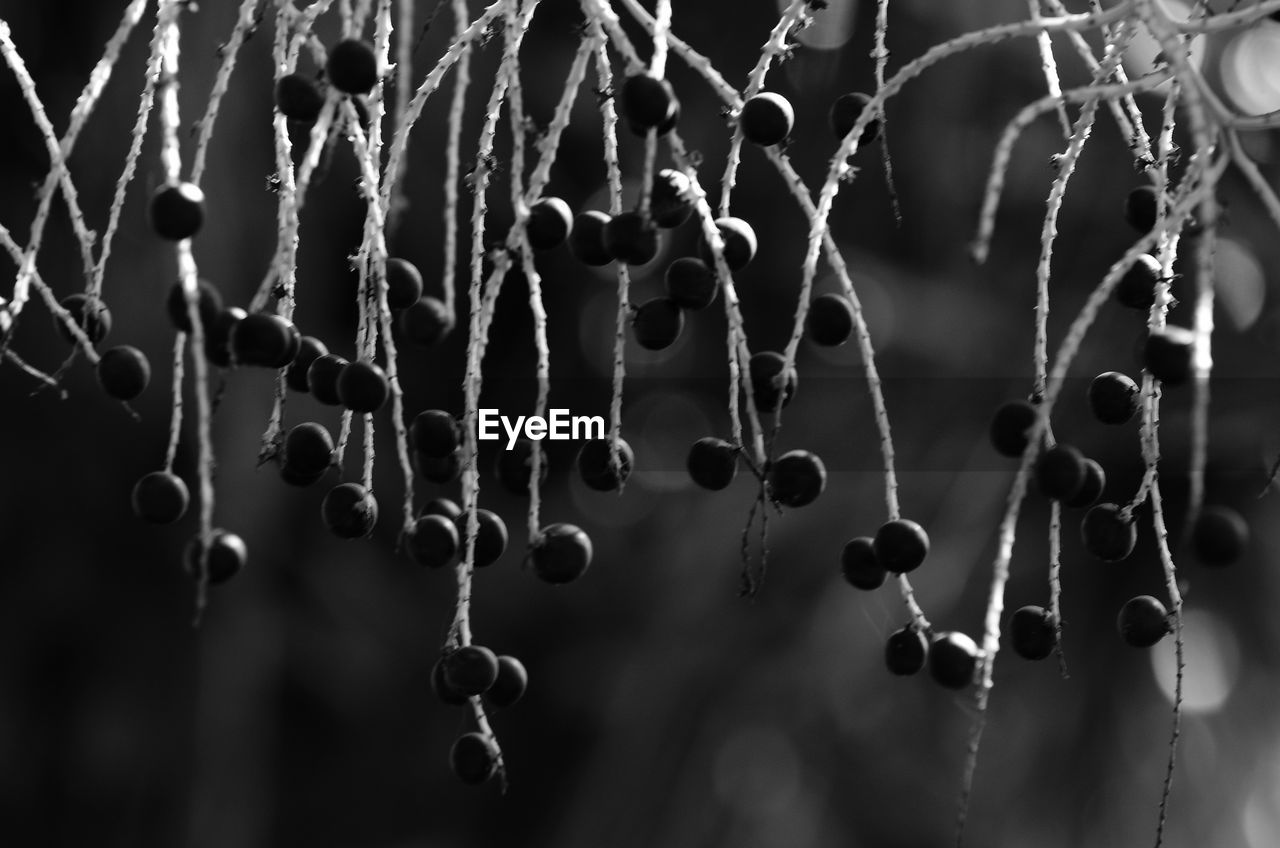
2, 0, 1280, 846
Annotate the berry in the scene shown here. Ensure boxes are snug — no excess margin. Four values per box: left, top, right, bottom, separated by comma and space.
97, 345, 150, 400
1124, 185, 1159, 234
1143, 327, 1194, 385
449, 732, 499, 785
443, 645, 499, 695
411, 409, 461, 458
56, 294, 111, 344
577, 438, 634, 492
431, 658, 468, 705
384, 258, 423, 311
739, 92, 794, 146
627, 96, 679, 137
531, 523, 593, 584
206, 307, 247, 368
1081, 502, 1137, 562
873, 519, 929, 574
326, 39, 378, 95
1089, 371, 1140, 425
687, 437, 738, 491
990, 400, 1037, 458
805, 293, 855, 346
749, 351, 797, 413
651, 169, 693, 228
526, 197, 573, 250
829, 92, 881, 144
631, 297, 683, 350
929, 632, 979, 689
307, 353, 348, 405
415, 449, 462, 484
768, 449, 826, 508
131, 471, 189, 524
322, 482, 378, 539
455, 509, 508, 568
619, 72, 677, 130
274, 72, 324, 122
286, 335, 328, 391
337, 360, 388, 413
569, 211, 614, 266
698, 217, 758, 271
283, 422, 334, 477
1115, 254, 1161, 310
1009, 605, 1056, 661
1035, 444, 1086, 501
494, 439, 548, 494
150, 182, 205, 241
885, 626, 928, 676
603, 211, 659, 265
406, 514, 459, 568
232, 312, 298, 368
486, 656, 527, 708
400, 296, 454, 346
1191, 505, 1248, 567
183, 530, 247, 585
421, 497, 462, 521
840, 536, 887, 590
1063, 458, 1105, 510
1117, 595, 1170, 647
664, 257, 717, 310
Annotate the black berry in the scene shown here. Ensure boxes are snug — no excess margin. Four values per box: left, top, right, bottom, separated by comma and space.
326, 39, 378, 95
232, 312, 298, 368
322, 482, 378, 539
411, 409, 461, 458
569, 211, 613, 266
56, 294, 111, 344
455, 508, 508, 568
337, 360, 388, 413
283, 422, 334, 477
531, 523, 593, 584
184, 530, 247, 585
604, 211, 659, 265
526, 197, 573, 250
929, 632, 979, 689
1035, 444, 1086, 501
806, 293, 855, 346
1115, 254, 1160, 310
749, 351, 797, 413
829, 92, 881, 144
885, 626, 928, 675
1124, 185, 1159, 234
286, 335, 327, 391
990, 400, 1037, 458
1009, 605, 1056, 661
443, 644, 499, 695
768, 449, 826, 508
873, 519, 929, 574
1089, 371, 1140, 424
841, 536, 887, 590
577, 437, 634, 492
486, 655, 527, 708
1081, 502, 1137, 562
131, 471, 189, 524
619, 72, 677, 131
1191, 505, 1247, 567
150, 182, 205, 241
206, 307, 247, 368
406, 514, 459, 568
97, 345, 150, 400
1143, 327, 1194, 385
664, 257, 717, 310
275, 72, 325, 122
631, 297, 683, 350
400, 296, 454, 346
699, 216, 757, 271
384, 258, 424, 311
449, 732, 499, 785
1117, 595, 1170, 647
687, 437, 738, 491
651, 169, 693, 228
1063, 457, 1105, 509
739, 92, 794, 146
307, 353, 348, 405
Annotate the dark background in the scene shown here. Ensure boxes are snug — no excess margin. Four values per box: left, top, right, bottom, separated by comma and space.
2, 1, 1280, 846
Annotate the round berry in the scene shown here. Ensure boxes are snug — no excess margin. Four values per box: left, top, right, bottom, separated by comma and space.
1063, 457, 1105, 510
698, 217, 757, 272
1124, 185, 1159, 234
739, 92, 794, 146
150, 182, 205, 241
631, 297, 683, 350
829, 92, 881, 144
232, 312, 298, 368
526, 197, 573, 250
1089, 371, 1140, 425
486, 655, 527, 708
664, 257, 717, 310
431, 658, 468, 705
604, 211, 659, 266
768, 449, 826, 508
569, 210, 613, 266
1117, 595, 1170, 647
97, 345, 150, 400
990, 400, 1038, 458
1143, 327, 1194, 385
406, 514, 459, 568
455, 508, 508, 568
449, 732, 499, 785
627, 96, 679, 137
1009, 605, 1056, 661
1115, 254, 1161, 310
322, 482, 378, 539
286, 335, 328, 391
929, 632, 980, 689
400, 296, 454, 346
749, 351, 797, 413
577, 437, 634, 492
416, 449, 462, 484
337, 360, 388, 413
494, 439, 548, 495
531, 523, 593, 584
1035, 444, 1086, 501
443, 644, 499, 696
873, 519, 929, 574
1191, 505, 1248, 567
421, 497, 462, 521
184, 530, 247, 585
326, 38, 378, 95
651, 169, 693, 228
275, 72, 325, 122
56, 293, 111, 345
307, 353, 348, 405
411, 409, 461, 458
619, 72, 677, 130
384, 258, 424, 311
206, 307, 247, 368
805, 293, 855, 347
131, 471, 189, 524
1081, 502, 1137, 562
687, 437, 738, 491
885, 626, 928, 676
283, 422, 334, 477
840, 536, 886, 590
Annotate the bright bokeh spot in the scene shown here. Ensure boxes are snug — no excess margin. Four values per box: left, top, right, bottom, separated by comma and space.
1149, 608, 1240, 713
1220, 22, 1280, 116
1214, 237, 1267, 332
779, 0, 856, 51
